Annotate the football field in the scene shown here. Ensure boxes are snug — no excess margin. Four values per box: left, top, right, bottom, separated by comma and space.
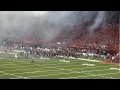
0, 53, 120, 79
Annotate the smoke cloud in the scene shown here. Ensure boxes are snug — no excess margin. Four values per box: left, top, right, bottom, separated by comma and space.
88, 11, 106, 33
0, 11, 108, 43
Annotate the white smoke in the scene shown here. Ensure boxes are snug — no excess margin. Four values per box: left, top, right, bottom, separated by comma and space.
88, 11, 106, 33
25, 11, 48, 17
0, 11, 107, 43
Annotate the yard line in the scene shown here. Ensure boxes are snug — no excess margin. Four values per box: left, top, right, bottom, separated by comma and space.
10, 58, 91, 63
28, 72, 82, 77
10, 78, 20, 79
0, 62, 40, 68
37, 59, 96, 64
0, 61, 79, 67
0, 62, 14, 64
59, 74, 99, 79
47, 64, 116, 69
40, 61, 85, 65
13, 69, 66, 74
97, 72, 120, 76
108, 77, 117, 79
49, 64, 86, 67
24, 61, 78, 65
0, 71, 30, 79
1, 64, 114, 69
80, 69, 117, 73
35, 59, 117, 66
4, 68, 42, 71
40, 61, 103, 66
0, 66, 31, 68
0, 64, 17, 66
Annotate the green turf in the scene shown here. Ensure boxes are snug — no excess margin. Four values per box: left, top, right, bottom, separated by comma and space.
0, 53, 120, 79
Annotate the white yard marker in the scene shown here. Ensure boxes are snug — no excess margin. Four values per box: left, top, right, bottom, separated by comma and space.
59, 60, 70, 63
82, 64, 95, 66
109, 68, 118, 70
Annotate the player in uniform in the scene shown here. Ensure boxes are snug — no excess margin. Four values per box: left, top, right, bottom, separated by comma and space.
15, 54, 18, 59
31, 56, 34, 64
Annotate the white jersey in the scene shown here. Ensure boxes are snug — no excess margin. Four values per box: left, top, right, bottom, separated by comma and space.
15, 54, 17, 58
112, 56, 115, 60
